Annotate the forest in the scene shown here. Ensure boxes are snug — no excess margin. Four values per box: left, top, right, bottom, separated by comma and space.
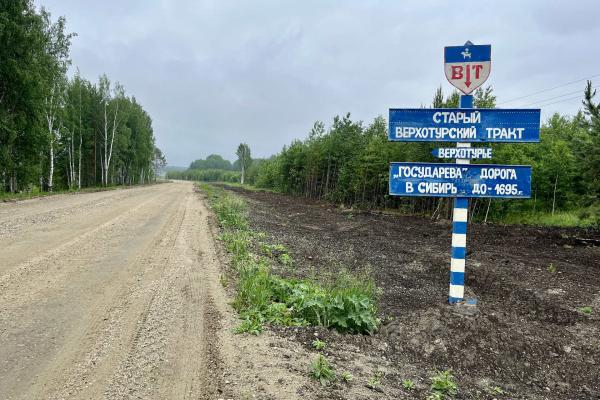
0, 1, 165, 195
170, 85, 600, 226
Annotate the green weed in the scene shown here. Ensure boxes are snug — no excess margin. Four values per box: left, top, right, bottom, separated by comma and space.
341, 371, 353, 383
579, 306, 593, 315
278, 253, 293, 267
367, 369, 384, 388
310, 354, 335, 385
485, 385, 507, 395
312, 339, 326, 350
429, 370, 457, 399
402, 379, 415, 390
548, 263, 556, 273
502, 211, 597, 228
259, 243, 287, 257
426, 393, 444, 400
234, 318, 263, 335
200, 183, 379, 335
219, 274, 229, 287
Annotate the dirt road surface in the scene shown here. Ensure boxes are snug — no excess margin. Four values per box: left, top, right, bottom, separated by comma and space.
0, 182, 310, 400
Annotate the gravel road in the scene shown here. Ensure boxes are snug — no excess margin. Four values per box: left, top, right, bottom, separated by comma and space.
0, 182, 234, 399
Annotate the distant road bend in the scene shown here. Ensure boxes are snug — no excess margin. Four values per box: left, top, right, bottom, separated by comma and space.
0, 181, 228, 399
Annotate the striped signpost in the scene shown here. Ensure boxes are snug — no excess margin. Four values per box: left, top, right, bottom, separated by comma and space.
450, 94, 473, 303
388, 42, 540, 304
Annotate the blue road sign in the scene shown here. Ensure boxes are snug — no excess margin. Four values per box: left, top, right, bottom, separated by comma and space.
432, 147, 492, 159
388, 108, 540, 143
445, 44, 491, 63
389, 162, 531, 198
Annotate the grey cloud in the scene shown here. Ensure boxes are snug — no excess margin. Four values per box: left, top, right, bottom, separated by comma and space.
39, 0, 600, 166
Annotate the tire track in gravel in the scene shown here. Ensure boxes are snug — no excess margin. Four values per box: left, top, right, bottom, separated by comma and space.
32, 185, 189, 400
0, 186, 153, 225
103, 190, 227, 400
0, 182, 234, 400
0, 184, 182, 399
0, 186, 175, 307
0, 185, 165, 273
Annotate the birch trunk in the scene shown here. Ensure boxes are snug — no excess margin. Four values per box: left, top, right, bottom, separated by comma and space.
66, 133, 73, 189
103, 99, 119, 187
103, 102, 108, 186
552, 172, 559, 216
48, 137, 54, 192
484, 198, 492, 223
46, 88, 56, 193
78, 133, 82, 190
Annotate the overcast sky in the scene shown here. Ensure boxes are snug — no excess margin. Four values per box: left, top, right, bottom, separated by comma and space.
39, 0, 600, 166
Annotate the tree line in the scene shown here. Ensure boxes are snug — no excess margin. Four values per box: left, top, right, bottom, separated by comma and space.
173, 85, 599, 225
246, 85, 599, 224
168, 144, 254, 183
1, 1, 165, 194
165, 80, 599, 225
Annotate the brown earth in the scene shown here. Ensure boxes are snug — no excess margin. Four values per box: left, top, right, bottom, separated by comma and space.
222, 185, 600, 400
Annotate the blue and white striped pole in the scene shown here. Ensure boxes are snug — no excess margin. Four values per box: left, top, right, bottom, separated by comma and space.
449, 94, 473, 304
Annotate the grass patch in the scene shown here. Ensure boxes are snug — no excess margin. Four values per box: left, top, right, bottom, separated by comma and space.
501, 210, 597, 228
219, 181, 280, 194
200, 183, 379, 335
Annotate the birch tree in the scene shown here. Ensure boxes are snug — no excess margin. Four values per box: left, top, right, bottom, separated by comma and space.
0, 3, 164, 194
99, 75, 124, 186
236, 143, 252, 185
40, 11, 73, 192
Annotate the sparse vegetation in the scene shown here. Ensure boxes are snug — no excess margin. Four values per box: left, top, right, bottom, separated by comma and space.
202, 183, 380, 335
259, 242, 287, 257
278, 253, 293, 267
219, 274, 229, 287
429, 370, 458, 399
485, 385, 507, 396
367, 369, 384, 389
259, 242, 294, 267
312, 339, 326, 350
310, 354, 335, 386
579, 306, 593, 315
341, 371, 353, 383
548, 263, 557, 273
233, 318, 263, 335
402, 379, 415, 390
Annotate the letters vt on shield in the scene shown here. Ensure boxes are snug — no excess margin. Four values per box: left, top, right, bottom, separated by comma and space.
444, 44, 491, 95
